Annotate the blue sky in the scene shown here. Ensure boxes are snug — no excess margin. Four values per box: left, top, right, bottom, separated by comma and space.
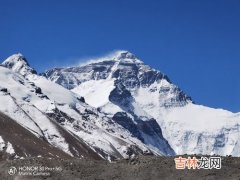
1, 0, 240, 112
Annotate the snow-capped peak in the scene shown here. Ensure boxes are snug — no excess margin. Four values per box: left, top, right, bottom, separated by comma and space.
111, 50, 144, 64
112, 50, 137, 60
77, 50, 144, 67
2, 53, 37, 76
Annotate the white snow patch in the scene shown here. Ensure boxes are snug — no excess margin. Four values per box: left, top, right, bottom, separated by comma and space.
72, 79, 115, 108
162, 103, 239, 132
0, 136, 5, 151
28, 75, 77, 105
6, 142, 15, 155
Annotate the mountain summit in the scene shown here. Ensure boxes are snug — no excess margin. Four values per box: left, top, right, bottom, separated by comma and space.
2, 53, 37, 76
108, 50, 143, 64
44, 50, 192, 107
114, 50, 138, 60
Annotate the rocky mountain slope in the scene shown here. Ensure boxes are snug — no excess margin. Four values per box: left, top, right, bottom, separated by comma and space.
0, 112, 71, 160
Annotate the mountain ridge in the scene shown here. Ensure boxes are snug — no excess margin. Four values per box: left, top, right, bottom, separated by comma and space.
0, 51, 239, 160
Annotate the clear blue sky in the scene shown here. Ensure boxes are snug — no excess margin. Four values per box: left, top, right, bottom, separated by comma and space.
1, 0, 240, 112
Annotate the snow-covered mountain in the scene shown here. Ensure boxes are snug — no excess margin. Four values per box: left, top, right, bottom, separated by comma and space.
0, 51, 239, 160
0, 53, 174, 160
44, 50, 240, 157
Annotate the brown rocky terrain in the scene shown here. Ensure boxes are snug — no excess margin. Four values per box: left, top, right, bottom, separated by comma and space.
0, 155, 239, 180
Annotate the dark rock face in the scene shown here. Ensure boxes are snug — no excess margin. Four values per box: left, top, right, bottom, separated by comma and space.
47, 108, 74, 124
112, 112, 175, 156
114, 62, 140, 89
0, 88, 8, 93
112, 112, 164, 143
109, 81, 134, 112
139, 70, 164, 87
159, 85, 192, 107
77, 96, 85, 103
35, 87, 42, 94
112, 112, 143, 141
214, 134, 225, 148
136, 118, 163, 138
